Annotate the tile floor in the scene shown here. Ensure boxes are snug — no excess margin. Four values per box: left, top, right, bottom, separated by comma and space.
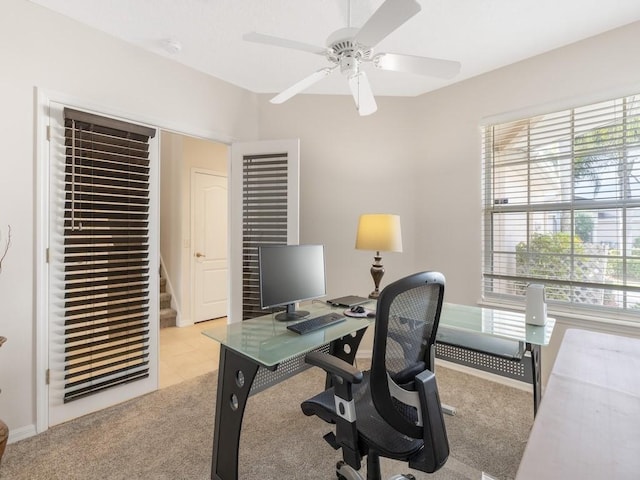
159, 317, 227, 389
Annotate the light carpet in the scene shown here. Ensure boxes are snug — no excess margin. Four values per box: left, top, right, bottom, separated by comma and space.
0, 365, 533, 479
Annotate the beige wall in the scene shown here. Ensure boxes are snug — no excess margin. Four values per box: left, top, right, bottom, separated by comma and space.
3, 0, 640, 442
257, 95, 425, 300
160, 132, 185, 317
0, 0, 256, 439
413, 20, 640, 307
257, 21, 640, 377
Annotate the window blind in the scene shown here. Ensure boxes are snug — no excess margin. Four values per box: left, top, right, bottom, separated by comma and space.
482, 94, 640, 315
62, 108, 156, 402
241, 154, 288, 320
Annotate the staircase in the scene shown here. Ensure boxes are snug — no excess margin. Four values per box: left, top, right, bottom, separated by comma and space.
160, 273, 177, 328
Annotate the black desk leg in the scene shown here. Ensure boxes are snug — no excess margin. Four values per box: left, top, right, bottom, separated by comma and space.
325, 328, 367, 389
529, 343, 541, 417
211, 346, 259, 480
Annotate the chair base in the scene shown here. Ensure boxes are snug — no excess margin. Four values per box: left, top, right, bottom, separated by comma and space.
336, 461, 416, 480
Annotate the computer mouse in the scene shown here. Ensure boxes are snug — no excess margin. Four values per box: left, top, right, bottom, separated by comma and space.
350, 305, 365, 314
366, 311, 376, 318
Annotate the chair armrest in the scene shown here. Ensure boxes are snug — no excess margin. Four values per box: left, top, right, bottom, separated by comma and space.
305, 351, 363, 384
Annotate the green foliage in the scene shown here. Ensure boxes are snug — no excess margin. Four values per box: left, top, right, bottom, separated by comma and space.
607, 245, 640, 281
516, 232, 584, 300
573, 113, 640, 196
574, 213, 594, 243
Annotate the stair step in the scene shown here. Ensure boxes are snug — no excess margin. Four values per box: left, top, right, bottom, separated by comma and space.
160, 308, 177, 329
160, 291, 172, 309
160, 276, 167, 293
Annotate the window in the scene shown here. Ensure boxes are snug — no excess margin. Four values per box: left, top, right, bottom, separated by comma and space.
482, 94, 640, 318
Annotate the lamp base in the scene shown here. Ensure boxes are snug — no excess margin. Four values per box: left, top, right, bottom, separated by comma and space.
369, 252, 384, 300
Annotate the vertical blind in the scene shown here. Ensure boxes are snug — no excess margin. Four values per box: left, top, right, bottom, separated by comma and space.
62, 108, 156, 402
482, 94, 640, 315
241, 153, 289, 320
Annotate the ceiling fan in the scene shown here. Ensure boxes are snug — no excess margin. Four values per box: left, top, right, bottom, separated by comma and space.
244, 0, 461, 116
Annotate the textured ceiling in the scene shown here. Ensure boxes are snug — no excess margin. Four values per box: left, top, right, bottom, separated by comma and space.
28, 0, 640, 98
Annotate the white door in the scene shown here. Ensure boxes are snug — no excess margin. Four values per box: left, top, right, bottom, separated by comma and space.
192, 170, 228, 322
229, 140, 300, 323
47, 102, 159, 426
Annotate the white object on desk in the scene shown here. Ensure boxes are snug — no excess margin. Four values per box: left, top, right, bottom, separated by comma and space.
516, 329, 640, 479
525, 284, 547, 326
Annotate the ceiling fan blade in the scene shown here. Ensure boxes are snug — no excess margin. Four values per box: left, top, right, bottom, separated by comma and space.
348, 71, 377, 116
243, 32, 325, 55
374, 52, 461, 79
353, 0, 421, 48
270, 67, 335, 104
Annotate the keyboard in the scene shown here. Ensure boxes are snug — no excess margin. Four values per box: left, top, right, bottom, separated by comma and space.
286, 312, 346, 335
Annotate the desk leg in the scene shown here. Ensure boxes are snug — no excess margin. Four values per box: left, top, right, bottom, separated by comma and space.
211, 346, 259, 480
330, 328, 366, 364
529, 343, 541, 417
326, 328, 367, 389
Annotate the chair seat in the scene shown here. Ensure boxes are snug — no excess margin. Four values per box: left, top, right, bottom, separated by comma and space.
301, 372, 424, 460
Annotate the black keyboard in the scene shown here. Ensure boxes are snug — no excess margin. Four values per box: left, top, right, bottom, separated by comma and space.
286, 313, 346, 335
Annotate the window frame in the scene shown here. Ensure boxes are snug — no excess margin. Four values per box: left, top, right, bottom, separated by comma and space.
481, 93, 640, 322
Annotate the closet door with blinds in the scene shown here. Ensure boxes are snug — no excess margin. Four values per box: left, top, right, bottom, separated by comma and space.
229, 140, 300, 323
48, 103, 159, 426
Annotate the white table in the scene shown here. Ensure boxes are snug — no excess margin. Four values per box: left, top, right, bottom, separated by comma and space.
516, 328, 640, 479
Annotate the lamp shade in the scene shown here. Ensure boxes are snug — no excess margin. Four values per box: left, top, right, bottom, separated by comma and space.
355, 214, 403, 252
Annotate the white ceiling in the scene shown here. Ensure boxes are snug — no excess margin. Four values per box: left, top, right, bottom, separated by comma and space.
28, 0, 640, 98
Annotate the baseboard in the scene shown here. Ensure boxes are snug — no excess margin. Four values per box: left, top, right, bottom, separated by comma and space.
356, 349, 372, 360
8, 424, 37, 444
176, 317, 193, 328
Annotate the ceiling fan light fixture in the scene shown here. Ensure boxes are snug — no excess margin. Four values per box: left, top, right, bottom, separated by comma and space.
340, 56, 358, 77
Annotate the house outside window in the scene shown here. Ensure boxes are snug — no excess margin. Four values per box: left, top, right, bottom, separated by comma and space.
482, 94, 640, 320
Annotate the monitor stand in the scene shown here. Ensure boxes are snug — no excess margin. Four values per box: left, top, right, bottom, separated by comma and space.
275, 303, 310, 322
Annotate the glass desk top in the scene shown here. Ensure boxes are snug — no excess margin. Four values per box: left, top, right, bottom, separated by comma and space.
202, 303, 372, 368
202, 301, 555, 368
439, 302, 555, 346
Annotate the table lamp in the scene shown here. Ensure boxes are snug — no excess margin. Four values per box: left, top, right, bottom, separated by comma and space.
355, 214, 403, 299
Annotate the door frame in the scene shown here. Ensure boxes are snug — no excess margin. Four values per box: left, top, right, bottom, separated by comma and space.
189, 167, 228, 326
43, 100, 160, 427
34, 88, 234, 435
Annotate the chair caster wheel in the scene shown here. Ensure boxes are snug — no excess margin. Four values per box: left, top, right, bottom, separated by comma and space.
336, 461, 347, 480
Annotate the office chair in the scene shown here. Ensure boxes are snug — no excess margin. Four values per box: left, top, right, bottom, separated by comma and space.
301, 271, 449, 480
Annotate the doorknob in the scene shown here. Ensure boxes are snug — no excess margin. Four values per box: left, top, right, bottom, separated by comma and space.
195, 252, 206, 258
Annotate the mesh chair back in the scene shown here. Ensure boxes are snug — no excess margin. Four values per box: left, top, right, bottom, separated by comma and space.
369, 271, 445, 439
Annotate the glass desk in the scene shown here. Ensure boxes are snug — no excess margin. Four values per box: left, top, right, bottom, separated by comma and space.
203, 304, 372, 370
437, 303, 555, 416
203, 303, 373, 480
439, 302, 554, 345
203, 301, 556, 480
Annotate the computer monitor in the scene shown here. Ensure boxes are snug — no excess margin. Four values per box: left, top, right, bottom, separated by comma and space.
258, 244, 326, 321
